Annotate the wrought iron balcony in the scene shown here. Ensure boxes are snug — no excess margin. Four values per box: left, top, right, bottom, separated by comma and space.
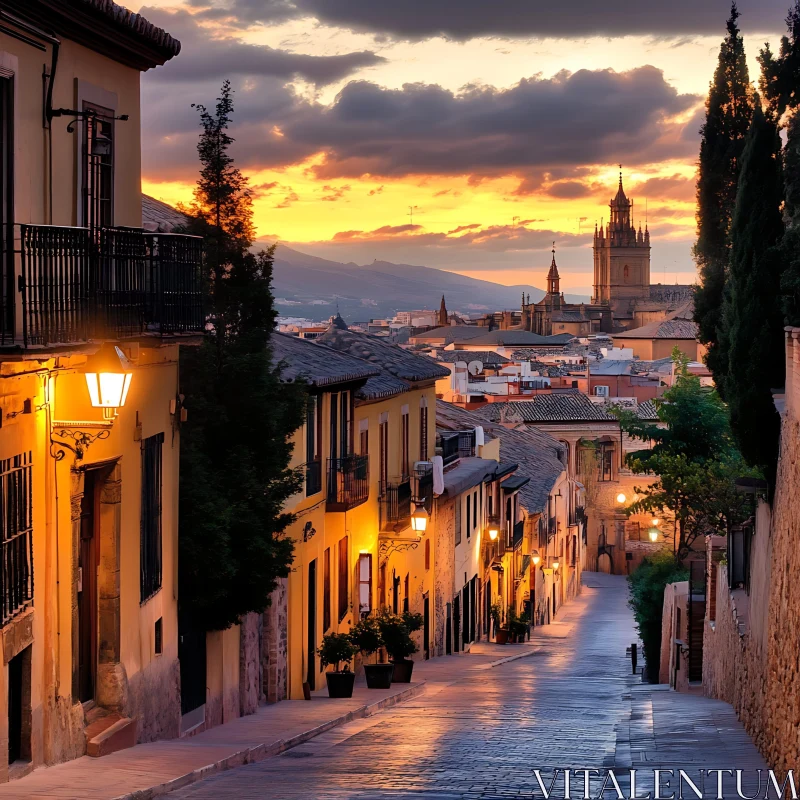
437, 429, 476, 466
380, 478, 412, 532
327, 454, 369, 511
412, 462, 433, 510
6, 224, 204, 348
304, 460, 322, 497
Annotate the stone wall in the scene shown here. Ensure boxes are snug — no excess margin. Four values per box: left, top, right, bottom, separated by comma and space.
263, 579, 287, 704
433, 498, 456, 658
701, 327, 800, 773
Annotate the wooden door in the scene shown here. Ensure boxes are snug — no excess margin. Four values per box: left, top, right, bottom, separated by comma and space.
78, 470, 99, 703
307, 560, 317, 690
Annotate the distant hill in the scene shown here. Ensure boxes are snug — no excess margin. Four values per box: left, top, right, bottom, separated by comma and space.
140, 197, 590, 322
269, 244, 589, 322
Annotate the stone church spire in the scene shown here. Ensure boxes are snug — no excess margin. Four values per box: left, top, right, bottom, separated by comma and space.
547, 242, 560, 296
438, 294, 448, 326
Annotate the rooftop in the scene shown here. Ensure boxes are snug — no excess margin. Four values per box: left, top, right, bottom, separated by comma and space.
436, 400, 566, 514
271, 333, 379, 388
613, 317, 699, 340
474, 391, 618, 424
316, 327, 450, 401
409, 326, 486, 344
12, 0, 182, 69
142, 195, 188, 232
454, 330, 574, 347
431, 351, 510, 365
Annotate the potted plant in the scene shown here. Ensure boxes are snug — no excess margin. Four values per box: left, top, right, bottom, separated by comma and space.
378, 610, 418, 683
317, 633, 357, 698
349, 617, 393, 689
491, 603, 508, 644
507, 607, 528, 643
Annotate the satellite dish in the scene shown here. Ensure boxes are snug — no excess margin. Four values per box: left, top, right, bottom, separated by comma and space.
468, 360, 482, 376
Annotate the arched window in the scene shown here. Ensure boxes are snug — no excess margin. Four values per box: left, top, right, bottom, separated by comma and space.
623, 264, 630, 282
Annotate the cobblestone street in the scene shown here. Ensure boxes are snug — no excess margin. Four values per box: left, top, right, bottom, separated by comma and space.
172, 573, 768, 800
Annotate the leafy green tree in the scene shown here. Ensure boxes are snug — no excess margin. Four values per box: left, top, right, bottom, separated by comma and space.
627, 552, 688, 683
723, 101, 785, 487
179, 81, 305, 631
693, 3, 754, 389
616, 350, 755, 556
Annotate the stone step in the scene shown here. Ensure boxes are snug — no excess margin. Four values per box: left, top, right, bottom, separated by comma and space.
86, 714, 137, 758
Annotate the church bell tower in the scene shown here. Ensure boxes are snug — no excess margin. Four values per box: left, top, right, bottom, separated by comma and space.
592, 170, 650, 312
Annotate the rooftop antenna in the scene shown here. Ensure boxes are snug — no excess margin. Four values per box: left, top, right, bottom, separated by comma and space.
408, 205, 418, 226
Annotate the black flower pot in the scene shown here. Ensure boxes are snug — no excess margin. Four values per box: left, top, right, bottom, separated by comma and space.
391, 659, 414, 683
364, 663, 394, 689
325, 671, 356, 698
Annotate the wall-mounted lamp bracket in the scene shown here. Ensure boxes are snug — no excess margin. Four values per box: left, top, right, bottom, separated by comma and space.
51, 420, 112, 461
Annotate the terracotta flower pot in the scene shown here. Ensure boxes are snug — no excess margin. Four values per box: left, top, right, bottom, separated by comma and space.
391, 659, 414, 683
325, 671, 356, 698
364, 663, 394, 689
495, 629, 509, 645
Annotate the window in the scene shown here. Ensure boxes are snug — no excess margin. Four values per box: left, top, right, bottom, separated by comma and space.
305, 396, 321, 496
359, 420, 369, 456
358, 553, 372, 617
425, 538, 430, 571
323, 548, 331, 631
0, 452, 33, 626
0, 76, 13, 344
466, 496, 471, 539
403, 574, 409, 613
338, 536, 349, 621
82, 103, 114, 231
455, 500, 462, 545
339, 390, 350, 457
599, 446, 613, 482
473, 490, 478, 528
419, 400, 429, 461
140, 433, 164, 602
379, 417, 389, 493
154, 618, 163, 655
401, 410, 410, 477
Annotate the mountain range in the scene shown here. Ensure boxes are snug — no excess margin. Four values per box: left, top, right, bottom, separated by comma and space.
268, 243, 590, 322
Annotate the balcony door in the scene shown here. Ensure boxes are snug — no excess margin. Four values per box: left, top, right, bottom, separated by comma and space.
82, 103, 114, 232
0, 75, 13, 343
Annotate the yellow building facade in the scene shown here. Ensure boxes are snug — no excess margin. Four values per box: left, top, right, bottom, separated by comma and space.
272, 331, 448, 699
0, 2, 200, 780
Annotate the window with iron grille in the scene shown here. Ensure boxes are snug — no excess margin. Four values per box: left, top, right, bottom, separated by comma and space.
1, 452, 33, 626
82, 104, 115, 232
338, 535, 349, 621
140, 433, 164, 602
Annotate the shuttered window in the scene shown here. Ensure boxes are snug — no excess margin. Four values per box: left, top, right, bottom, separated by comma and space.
323, 548, 331, 631
140, 433, 164, 602
338, 536, 349, 621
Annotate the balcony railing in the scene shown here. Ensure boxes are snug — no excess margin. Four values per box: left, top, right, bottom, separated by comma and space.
327, 454, 369, 511
380, 478, 412, 532
304, 460, 322, 497
438, 429, 477, 466
12, 224, 204, 347
412, 462, 433, 510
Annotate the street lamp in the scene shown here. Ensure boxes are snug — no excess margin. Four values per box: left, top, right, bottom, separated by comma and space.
648, 529, 659, 542
551, 558, 560, 571
410, 504, 428, 533
85, 346, 133, 419
488, 521, 499, 540
616, 492, 627, 504
651, 517, 660, 527
531, 549, 541, 566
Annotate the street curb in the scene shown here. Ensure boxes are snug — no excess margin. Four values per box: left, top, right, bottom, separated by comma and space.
478, 647, 541, 669
114, 682, 426, 800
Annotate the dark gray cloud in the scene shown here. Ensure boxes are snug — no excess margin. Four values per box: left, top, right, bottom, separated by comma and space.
191, 0, 787, 40
142, 65, 701, 183
143, 7, 384, 85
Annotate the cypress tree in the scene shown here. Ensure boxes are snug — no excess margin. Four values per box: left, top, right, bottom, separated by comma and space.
724, 101, 785, 486
693, 3, 754, 391
781, 111, 800, 325
179, 81, 305, 631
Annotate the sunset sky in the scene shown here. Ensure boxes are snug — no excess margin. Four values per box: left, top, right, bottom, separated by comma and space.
137, 0, 789, 294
